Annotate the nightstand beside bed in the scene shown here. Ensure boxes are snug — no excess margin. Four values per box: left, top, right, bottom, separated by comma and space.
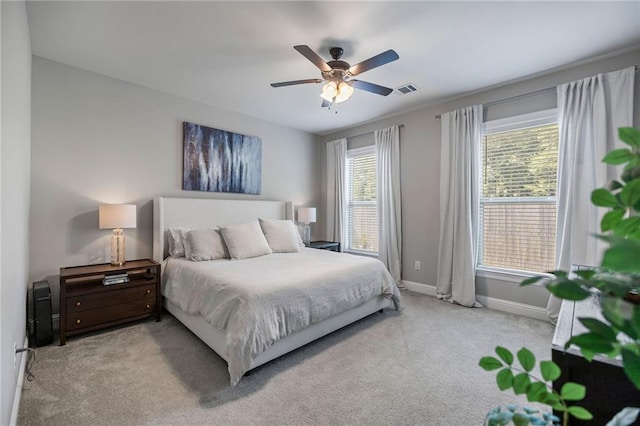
59, 258, 161, 345
307, 240, 340, 252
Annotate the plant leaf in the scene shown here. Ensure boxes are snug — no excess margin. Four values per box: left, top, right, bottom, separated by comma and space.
602, 209, 626, 232
513, 373, 531, 395
561, 382, 586, 401
625, 155, 640, 171
575, 269, 596, 280
619, 127, 640, 148
521, 276, 545, 286
578, 318, 618, 341
542, 393, 563, 410
552, 270, 569, 279
603, 148, 634, 165
495, 346, 514, 365
568, 406, 594, 420
629, 227, 640, 241
614, 217, 640, 238
526, 382, 547, 403
608, 180, 624, 191
621, 180, 640, 207
517, 348, 536, 372
592, 188, 621, 208
621, 348, 640, 390
540, 360, 561, 381
568, 333, 615, 358
602, 297, 626, 328
497, 368, 514, 391
512, 412, 530, 426
630, 307, 640, 339
601, 238, 640, 273
479, 356, 503, 371
547, 280, 591, 300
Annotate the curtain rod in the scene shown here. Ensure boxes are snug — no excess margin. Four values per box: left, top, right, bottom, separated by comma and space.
344, 124, 404, 140
434, 64, 639, 119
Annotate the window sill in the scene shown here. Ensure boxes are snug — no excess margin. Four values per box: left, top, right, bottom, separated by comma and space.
344, 249, 378, 258
476, 266, 552, 285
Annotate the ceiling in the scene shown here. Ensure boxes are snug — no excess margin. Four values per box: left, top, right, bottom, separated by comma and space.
26, 1, 640, 135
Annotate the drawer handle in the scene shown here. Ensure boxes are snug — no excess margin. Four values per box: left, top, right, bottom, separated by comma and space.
145, 289, 151, 295
146, 304, 150, 309
76, 301, 81, 306
76, 319, 81, 324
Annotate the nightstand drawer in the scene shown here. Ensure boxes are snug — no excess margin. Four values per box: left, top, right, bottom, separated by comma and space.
67, 284, 155, 313
66, 299, 156, 331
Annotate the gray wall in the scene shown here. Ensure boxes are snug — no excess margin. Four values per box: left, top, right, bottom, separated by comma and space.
322, 48, 640, 309
30, 56, 322, 285
1, 1, 31, 423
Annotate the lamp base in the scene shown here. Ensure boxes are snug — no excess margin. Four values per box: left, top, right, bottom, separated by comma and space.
111, 228, 126, 266
303, 224, 311, 246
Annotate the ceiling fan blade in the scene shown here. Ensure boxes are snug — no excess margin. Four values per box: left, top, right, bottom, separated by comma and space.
350, 80, 394, 96
349, 49, 399, 76
321, 99, 331, 108
294, 45, 332, 72
271, 78, 323, 88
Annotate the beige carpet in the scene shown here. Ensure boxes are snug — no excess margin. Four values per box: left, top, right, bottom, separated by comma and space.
18, 291, 554, 425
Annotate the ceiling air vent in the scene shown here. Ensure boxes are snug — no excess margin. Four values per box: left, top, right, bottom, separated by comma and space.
395, 83, 418, 95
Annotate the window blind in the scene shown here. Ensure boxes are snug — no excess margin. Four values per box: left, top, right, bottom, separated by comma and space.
479, 120, 559, 273
347, 151, 378, 253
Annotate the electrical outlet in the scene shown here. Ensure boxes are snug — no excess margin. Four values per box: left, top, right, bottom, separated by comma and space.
13, 343, 17, 369
415, 261, 421, 270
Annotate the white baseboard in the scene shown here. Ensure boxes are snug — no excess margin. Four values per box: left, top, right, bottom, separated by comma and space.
402, 280, 549, 321
403, 280, 437, 296
10, 335, 29, 426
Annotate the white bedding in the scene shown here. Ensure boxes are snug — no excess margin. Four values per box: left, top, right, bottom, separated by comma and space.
162, 248, 401, 385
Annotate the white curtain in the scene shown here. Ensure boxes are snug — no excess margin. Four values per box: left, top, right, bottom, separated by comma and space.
326, 138, 347, 249
548, 67, 635, 322
436, 105, 483, 308
375, 125, 404, 288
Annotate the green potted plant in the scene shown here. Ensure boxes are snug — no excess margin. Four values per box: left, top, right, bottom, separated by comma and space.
480, 127, 640, 426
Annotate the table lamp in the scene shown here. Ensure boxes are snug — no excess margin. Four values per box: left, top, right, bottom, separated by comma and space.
297, 207, 316, 246
99, 204, 137, 266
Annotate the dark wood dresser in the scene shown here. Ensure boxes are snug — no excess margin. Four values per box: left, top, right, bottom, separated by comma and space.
59, 259, 161, 345
552, 295, 640, 424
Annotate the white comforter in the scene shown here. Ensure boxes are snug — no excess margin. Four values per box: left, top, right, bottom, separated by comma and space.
162, 248, 401, 385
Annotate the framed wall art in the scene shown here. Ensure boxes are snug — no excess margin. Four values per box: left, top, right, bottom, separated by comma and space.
183, 121, 262, 195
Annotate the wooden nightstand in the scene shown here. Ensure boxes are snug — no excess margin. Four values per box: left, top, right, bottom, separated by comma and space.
59, 259, 161, 345
307, 241, 341, 252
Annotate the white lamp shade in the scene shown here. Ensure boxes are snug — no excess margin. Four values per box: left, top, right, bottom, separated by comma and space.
297, 207, 316, 224
99, 204, 137, 229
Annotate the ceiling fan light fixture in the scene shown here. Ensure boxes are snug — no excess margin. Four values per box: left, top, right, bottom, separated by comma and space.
334, 82, 354, 104
320, 81, 337, 102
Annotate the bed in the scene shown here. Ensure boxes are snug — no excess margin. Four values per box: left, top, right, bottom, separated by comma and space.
153, 197, 401, 385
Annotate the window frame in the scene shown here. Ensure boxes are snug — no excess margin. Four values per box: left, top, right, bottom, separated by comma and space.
345, 145, 378, 256
477, 108, 558, 279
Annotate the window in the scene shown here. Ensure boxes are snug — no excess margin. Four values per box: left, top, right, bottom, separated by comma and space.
346, 146, 378, 254
479, 110, 558, 274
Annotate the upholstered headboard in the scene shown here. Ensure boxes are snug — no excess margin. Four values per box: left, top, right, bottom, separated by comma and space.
153, 197, 294, 262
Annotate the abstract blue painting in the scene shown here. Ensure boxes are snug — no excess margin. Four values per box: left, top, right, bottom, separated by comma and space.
183, 121, 262, 195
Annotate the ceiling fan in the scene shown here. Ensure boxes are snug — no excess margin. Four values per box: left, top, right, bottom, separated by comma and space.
270, 45, 399, 107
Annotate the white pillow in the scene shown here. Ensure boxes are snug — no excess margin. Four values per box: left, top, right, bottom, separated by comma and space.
220, 220, 272, 260
167, 228, 189, 257
185, 228, 229, 261
259, 218, 301, 253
